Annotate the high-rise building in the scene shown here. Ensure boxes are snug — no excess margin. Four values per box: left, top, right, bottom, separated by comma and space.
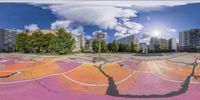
160, 39, 168, 50
179, 31, 190, 51
149, 37, 155, 51
150, 37, 175, 51
0, 29, 18, 52
116, 34, 139, 45
74, 34, 85, 52
168, 38, 177, 51
139, 43, 148, 53
85, 39, 94, 52
179, 29, 200, 51
0, 30, 5, 52
150, 37, 161, 51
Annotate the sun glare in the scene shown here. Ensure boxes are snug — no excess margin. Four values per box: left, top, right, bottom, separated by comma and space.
153, 30, 160, 37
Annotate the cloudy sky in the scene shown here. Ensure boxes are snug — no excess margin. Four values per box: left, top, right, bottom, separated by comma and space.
0, 0, 200, 43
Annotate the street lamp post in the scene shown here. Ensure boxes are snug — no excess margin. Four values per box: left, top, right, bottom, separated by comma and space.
99, 38, 101, 59
95, 31, 105, 60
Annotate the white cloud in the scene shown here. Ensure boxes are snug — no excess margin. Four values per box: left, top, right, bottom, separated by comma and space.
139, 28, 177, 44
141, 27, 177, 43
2, 0, 199, 39
1, 1, 200, 8
92, 30, 107, 36
48, 3, 143, 38
51, 20, 71, 30
24, 24, 39, 31
51, 20, 84, 36
71, 26, 84, 36
115, 26, 127, 35
114, 21, 144, 38
50, 5, 137, 29
125, 21, 144, 34
159, 28, 177, 39
85, 35, 92, 40
139, 37, 151, 44
167, 28, 176, 34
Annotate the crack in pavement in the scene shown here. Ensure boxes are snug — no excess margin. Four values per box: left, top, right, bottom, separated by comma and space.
193, 75, 200, 80
94, 64, 119, 96
96, 60, 199, 98
30, 63, 61, 94
0, 72, 18, 78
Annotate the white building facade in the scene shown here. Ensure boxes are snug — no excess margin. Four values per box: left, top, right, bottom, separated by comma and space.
179, 29, 200, 51
150, 37, 177, 52
139, 43, 148, 53
0, 29, 18, 52
116, 34, 139, 45
169, 38, 177, 51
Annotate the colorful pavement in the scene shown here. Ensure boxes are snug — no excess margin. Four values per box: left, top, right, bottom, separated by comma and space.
0, 55, 200, 100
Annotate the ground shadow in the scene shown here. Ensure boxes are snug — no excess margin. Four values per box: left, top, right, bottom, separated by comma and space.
0, 72, 18, 78
96, 61, 198, 98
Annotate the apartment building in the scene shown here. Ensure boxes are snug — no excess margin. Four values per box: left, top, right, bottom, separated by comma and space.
179, 29, 200, 51
0, 29, 18, 52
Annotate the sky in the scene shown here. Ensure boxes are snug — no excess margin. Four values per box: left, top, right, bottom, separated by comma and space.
0, 0, 200, 43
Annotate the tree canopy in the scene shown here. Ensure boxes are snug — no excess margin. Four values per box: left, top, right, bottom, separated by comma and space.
108, 40, 119, 52
118, 43, 130, 52
16, 28, 75, 55
16, 32, 30, 53
130, 42, 138, 53
92, 39, 109, 53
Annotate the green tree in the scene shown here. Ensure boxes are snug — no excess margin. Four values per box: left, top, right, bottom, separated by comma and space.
107, 43, 112, 52
29, 31, 44, 53
41, 33, 55, 53
108, 40, 119, 52
118, 43, 130, 52
16, 29, 75, 54
92, 40, 109, 53
16, 32, 30, 52
49, 28, 75, 54
101, 40, 109, 53
130, 42, 138, 53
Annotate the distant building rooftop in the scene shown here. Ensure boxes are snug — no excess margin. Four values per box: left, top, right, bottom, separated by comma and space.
26, 30, 58, 35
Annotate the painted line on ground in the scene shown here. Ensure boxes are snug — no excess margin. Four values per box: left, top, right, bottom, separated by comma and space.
62, 71, 135, 87
122, 62, 200, 84
0, 64, 82, 84
1, 57, 200, 86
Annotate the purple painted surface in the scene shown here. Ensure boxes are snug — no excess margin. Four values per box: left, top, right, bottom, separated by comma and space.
172, 84, 200, 99
120, 72, 200, 100
1, 56, 200, 100
0, 76, 127, 100
118, 59, 141, 70
55, 61, 81, 72
0, 73, 200, 100
122, 73, 181, 95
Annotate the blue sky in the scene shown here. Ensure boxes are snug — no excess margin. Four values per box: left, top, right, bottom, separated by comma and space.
0, 1, 200, 43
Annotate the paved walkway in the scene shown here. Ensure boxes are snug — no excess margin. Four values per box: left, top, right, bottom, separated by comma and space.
0, 54, 200, 100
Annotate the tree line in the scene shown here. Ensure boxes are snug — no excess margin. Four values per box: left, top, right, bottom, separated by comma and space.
16, 28, 138, 55
85, 40, 138, 53
16, 28, 75, 55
